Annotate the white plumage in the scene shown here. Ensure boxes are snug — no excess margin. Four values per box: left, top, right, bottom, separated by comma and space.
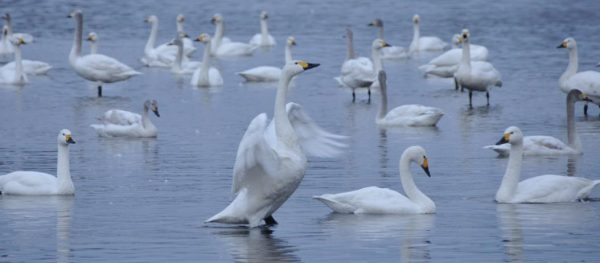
408, 15, 447, 53
210, 14, 257, 57
91, 100, 160, 138
558, 37, 600, 115
238, 36, 296, 82
249, 11, 276, 47
191, 34, 223, 86
141, 15, 178, 67
367, 19, 408, 59
419, 34, 488, 78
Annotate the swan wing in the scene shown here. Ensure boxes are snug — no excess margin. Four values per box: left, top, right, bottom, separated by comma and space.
426, 49, 462, 66
238, 66, 280, 82
5, 60, 52, 75
515, 175, 593, 203
216, 42, 257, 56
340, 57, 375, 88
565, 71, 600, 97
470, 44, 489, 61
209, 67, 224, 86
76, 54, 140, 82
382, 104, 444, 126
470, 61, 502, 86
381, 46, 408, 59
100, 109, 142, 125
419, 36, 447, 51
0, 171, 57, 195
314, 186, 418, 214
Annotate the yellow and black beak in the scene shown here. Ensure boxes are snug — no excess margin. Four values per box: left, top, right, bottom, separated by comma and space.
298, 61, 320, 70
153, 109, 160, 117
557, 41, 567, 49
581, 93, 592, 102
17, 37, 25, 45
496, 133, 510, 145
66, 134, 76, 144
421, 157, 431, 177
382, 42, 391, 48
210, 17, 217, 24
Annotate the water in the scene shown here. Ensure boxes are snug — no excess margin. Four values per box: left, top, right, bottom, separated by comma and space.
1, 0, 600, 262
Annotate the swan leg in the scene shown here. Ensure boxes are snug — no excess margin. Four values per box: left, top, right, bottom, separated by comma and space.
264, 215, 278, 226
584, 103, 588, 116
352, 90, 356, 103
486, 91, 490, 105
454, 78, 459, 91
468, 90, 473, 108
97, 85, 103, 97
367, 88, 371, 104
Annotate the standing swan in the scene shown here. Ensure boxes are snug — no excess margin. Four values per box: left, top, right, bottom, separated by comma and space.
376, 71, 444, 126
558, 37, 600, 115
141, 15, 177, 67
249, 11, 276, 47
485, 90, 589, 156
68, 9, 141, 97
408, 15, 447, 53
210, 14, 257, 57
313, 146, 435, 214
455, 29, 502, 107
367, 19, 408, 59
176, 14, 196, 56
419, 34, 489, 78
0, 129, 76, 195
91, 99, 160, 138
191, 34, 223, 86
494, 126, 600, 203
237, 36, 295, 82
206, 60, 347, 227
0, 36, 28, 85
338, 36, 388, 102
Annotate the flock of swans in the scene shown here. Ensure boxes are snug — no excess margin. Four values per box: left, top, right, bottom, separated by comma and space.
0, 9, 599, 228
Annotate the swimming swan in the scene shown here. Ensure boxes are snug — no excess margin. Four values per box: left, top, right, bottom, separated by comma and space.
408, 15, 447, 53
494, 126, 600, 203
0, 36, 28, 85
0, 13, 34, 60
191, 34, 223, 86
170, 34, 201, 75
249, 11, 276, 47
314, 146, 434, 214
68, 9, 141, 97
376, 70, 444, 126
206, 61, 347, 227
176, 14, 196, 56
91, 99, 160, 138
210, 14, 257, 57
0, 129, 76, 195
368, 19, 408, 59
238, 36, 295, 82
141, 15, 178, 67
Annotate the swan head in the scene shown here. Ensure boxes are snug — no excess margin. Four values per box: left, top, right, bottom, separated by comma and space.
368, 18, 383, 28
452, 34, 461, 45
260, 11, 269, 20
287, 36, 296, 47
177, 14, 185, 23
459, 29, 470, 43
67, 9, 82, 19
86, 32, 97, 43
9, 36, 26, 46
567, 89, 591, 102
144, 100, 160, 117
496, 126, 523, 145
1, 13, 10, 21
557, 37, 576, 49
412, 14, 420, 24
405, 146, 431, 177
58, 129, 76, 146
211, 14, 223, 25
194, 33, 211, 44
144, 15, 158, 24
372, 38, 390, 50
284, 60, 319, 76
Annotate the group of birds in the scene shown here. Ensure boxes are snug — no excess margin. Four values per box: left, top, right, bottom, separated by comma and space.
0, 10, 599, 229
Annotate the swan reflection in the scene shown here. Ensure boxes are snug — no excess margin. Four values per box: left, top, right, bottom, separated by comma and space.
209, 227, 300, 263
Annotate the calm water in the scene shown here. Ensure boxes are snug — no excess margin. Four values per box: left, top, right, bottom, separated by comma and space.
1, 0, 600, 262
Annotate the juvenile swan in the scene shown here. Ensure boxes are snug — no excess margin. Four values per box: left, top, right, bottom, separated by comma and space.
91, 100, 160, 138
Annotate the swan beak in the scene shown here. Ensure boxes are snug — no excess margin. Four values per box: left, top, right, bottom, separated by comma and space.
496, 133, 510, 145
421, 158, 430, 177
66, 135, 76, 144
153, 109, 160, 117
298, 61, 319, 70
211, 17, 217, 24
581, 93, 592, 102
557, 42, 567, 48
382, 42, 391, 47
368, 22, 374, 26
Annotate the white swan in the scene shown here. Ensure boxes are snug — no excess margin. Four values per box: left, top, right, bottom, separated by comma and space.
237, 36, 295, 82
210, 14, 257, 57
485, 90, 588, 156
368, 19, 408, 59
170, 34, 201, 75
2, 13, 34, 43
1, 36, 51, 79
191, 34, 223, 86
419, 34, 489, 78
376, 71, 444, 126
408, 15, 447, 53
86, 32, 97, 54
141, 15, 178, 68
68, 9, 141, 97
91, 99, 160, 138
314, 146, 434, 214
558, 37, 600, 116
249, 11, 276, 47
0, 13, 33, 60
206, 61, 347, 227
176, 14, 196, 56
454, 29, 502, 107
0, 129, 76, 195
494, 126, 600, 203
0, 36, 27, 85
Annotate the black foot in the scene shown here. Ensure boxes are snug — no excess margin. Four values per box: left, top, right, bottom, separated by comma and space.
468, 90, 473, 108
264, 215, 278, 226
486, 91, 490, 105
454, 78, 459, 91
352, 91, 356, 103
584, 103, 588, 116
97, 86, 103, 97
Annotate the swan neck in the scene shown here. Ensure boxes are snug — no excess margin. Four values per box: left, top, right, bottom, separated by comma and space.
274, 72, 297, 146
410, 24, 419, 51
372, 46, 383, 73
260, 19, 268, 43
561, 47, 578, 86
346, 31, 355, 60
497, 142, 523, 202
399, 155, 433, 208
70, 14, 83, 65
173, 42, 183, 71
5, 16, 12, 35
13, 44, 24, 82
461, 39, 471, 68
90, 43, 97, 54
378, 27, 384, 40
57, 144, 73, 194
146, 21, 158, 52
214, 23, 224, 48
378, 79, 388, 120
285, 43, 293, 64
200, 41, 211, 80
177, 20, 184, 33
566, 93, 580, 151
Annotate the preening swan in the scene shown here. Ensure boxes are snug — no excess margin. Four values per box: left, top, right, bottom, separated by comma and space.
408, 15, 447, 53
68, 9, 141, 97
170, 34, 201, 75
176, 14, 196, 56
454, 29, 502, 107
0, 129, 76, 195
558, 37, 600, 115
91, 99, 160, 138
249, 11, 276, 47
206, 61, 347, 227
485, 90, 588, 156
86, 32, 98, 54
494, 126, 600, 203
238, 36, 295, 82
0, 36, 28, 85
368, 19, 408, 59
141, 15, 178, 67
419, 34, 489, 78
376, 71, 444, 126
314, 146, 435, 214
191, 34, 223, 86
210, 14, 257, 57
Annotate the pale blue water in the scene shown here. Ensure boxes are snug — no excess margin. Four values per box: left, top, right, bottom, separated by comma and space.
1, 0, 600, 262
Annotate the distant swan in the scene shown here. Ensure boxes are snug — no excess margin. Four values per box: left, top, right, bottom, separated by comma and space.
141, 15, 178, 67
210, 14, 257, 57
0, 129, 76, 195
368, 19, 408, 59
0, 13, 34, 60
191, 34, 223, 86
558, 37, 600, 115
408, 15, 447, 53
176, 14, 197, 56
314, 146, 435, 214
91, 99, 160, 138
249, 11, 276, 47
376, 70, 444, 126
170, 34, 201, 75
419, 34, 488, 78
0, 36, 28, 85
68, 9, 141, 97
238, 36, 295, 82
494, 126, 600, 203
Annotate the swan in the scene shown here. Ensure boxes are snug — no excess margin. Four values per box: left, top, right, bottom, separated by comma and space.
249, 11, 276, 47
419, 34, 489, 78
558, 37, 600, 116
494, 126, 600, 203
408, 15, 447, 53
176, 14, 196, 56
170, 34, 201, 75
191, 34, 223, 86
367, 19, 408, 59
376, 71, 444, 126
210, 14, 257, 57
0, 129, 76, 195
86, 32, 97, 54
0, 36, 27, 85
485, 89, 589, 156
0, 13, 34, 60
68, 9, 141, 97
314, 146, 434, 214
91, 99, 160, 138
454, 29, 502, 107
237, 36, 295, 82
1, 36, 51, 76
2, 13, 34, 43
206, 60, 347, 227
141, 15, 178, 67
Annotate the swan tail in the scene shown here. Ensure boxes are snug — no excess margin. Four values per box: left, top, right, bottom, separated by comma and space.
313, 195, 355, 213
